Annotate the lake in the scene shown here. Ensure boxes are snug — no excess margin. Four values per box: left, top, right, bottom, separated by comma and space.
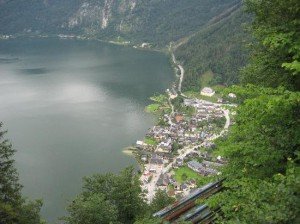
0, 38, 174, 223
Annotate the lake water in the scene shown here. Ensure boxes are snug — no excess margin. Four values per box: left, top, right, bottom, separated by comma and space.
0, 38, 174, 223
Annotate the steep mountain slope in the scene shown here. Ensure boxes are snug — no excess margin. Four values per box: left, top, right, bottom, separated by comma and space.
175, 5, 251, 91
0, 0, 82, 34
0, 0, 241, 45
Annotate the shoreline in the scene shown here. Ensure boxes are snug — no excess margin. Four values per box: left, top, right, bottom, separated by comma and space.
2, 34, 231, 202
0, 34, 168, 54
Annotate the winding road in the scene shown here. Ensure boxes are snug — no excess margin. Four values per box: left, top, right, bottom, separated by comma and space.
171, 52, 185, 94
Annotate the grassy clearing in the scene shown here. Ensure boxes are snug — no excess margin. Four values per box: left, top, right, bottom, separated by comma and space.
150, 94, 168, 103
146, 94, 170, 114
211, 85, 226, 93
174, 166, 202, 183
144, 137, 158, 146
145, 104, 160, 113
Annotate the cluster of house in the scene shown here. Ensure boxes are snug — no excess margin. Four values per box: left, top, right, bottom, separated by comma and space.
137, 94, 233, 200
143, 151, 224, 198
136, 99, 225, 156
183, 99, 224, 120
0, 35, 13, 40
139, 139, 225, 198
174, 150, 224, 176
200, 87, 237, 99
187, 160, 222, 176
156, 172, 198, 197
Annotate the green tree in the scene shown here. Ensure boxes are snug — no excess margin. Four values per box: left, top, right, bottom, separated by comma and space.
65, 167, 146, 224
0, 122, 44, 224
181, 173, 188, 182
208, 0, 300, 220
0, 123, 21, 223
207, 2, 300, 221
18, 199, 45, 224
172, 141, 181, 152
150, 189, 175, 213
65, 194, 119, 224
134, 217, 161, 224
208, 89, 300, 223
112, 167, 145, 223
241, 0, 300, 90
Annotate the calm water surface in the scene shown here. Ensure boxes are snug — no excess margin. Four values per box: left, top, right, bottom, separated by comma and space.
0, 39, 174, 223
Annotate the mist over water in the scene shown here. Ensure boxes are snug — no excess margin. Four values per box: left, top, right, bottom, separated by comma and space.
0, 38, 174, 223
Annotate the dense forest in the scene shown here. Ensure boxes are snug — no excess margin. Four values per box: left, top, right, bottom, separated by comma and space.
176, 5, 251, 91
1, 0, 299, 223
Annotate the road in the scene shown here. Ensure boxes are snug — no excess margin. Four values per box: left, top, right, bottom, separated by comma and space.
141, 163, 164, 202
171, 52, 185, 94
167, 95, 175, 126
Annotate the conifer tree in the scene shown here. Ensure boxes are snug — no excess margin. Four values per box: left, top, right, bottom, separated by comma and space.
0, 122, 44, 224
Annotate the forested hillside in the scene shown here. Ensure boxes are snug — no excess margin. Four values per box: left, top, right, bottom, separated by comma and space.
176, 5, 251, 91
116, 0, 241, 45
0, 0, 240, 45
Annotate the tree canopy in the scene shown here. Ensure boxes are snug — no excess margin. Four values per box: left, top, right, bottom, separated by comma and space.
176, 5, 251, 90
64, 167, 146, 224
64, 166, 178, 224
207, 0, 300, 223
0, 123, 44, 224
241, 0, 300, 90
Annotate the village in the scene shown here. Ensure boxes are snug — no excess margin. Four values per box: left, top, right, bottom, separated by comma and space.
136, 86, 236, 201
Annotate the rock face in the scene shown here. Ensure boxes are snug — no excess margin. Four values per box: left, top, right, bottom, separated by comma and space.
71, 0, 138, 30
0, 0, 241, 44
65, 0, 116, 30
118, 0, 136, 13
101, 0, 113, 29
65, 2, 103, 30
60, 0, 138, 34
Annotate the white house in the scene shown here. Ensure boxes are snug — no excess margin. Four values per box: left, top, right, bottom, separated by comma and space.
228, 93, 237, 98
141, 42, 150, 48
136, 140, 147, 148
201, 87, 215, 97
141, 155, 148, 162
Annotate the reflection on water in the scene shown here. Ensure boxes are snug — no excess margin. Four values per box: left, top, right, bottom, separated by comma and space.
0, 38, 174, 223
0, 57, 19, 63
18, 67, 50, 75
